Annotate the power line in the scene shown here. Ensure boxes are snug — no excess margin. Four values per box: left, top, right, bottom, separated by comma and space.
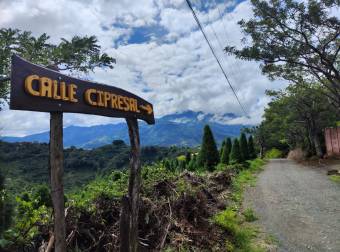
211, 0, 243, 85
185, 0, 248, 117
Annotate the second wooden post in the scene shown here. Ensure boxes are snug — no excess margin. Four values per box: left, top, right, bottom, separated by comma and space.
120, 118, 141, 252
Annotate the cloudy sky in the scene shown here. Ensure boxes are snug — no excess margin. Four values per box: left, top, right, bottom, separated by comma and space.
0, 0, 286, 136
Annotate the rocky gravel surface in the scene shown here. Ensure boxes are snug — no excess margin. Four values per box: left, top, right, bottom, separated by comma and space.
245, 159, 340, 252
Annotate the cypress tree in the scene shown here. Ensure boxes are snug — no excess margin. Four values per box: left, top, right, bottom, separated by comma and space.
240, 133, 249, 161
226, 138, 232, 157
220, 140, 226, 157
198, 125, 220, 171
185, 152, 191, 164
248, 135, 256, 159
220, 138, 232, 164
220, 144, 229, 164
230, 138, 242, 164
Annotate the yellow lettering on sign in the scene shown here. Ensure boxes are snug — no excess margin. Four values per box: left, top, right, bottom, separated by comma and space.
103, 92, 111, 108
118, 95, 123, 110
60, 82, 69, 101
24, 75, 79, 104
68, 84, 78, 103
39, 77, 52, 98
84, 89, 97, 106
111, 94, 118, 109
24, 75, 40, 96
97, 91, 104, 107
53, 80, 61, 99
123, 97, 130, 111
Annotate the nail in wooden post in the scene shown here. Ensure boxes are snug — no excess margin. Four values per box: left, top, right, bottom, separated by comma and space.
120, 118, 141, 252
50, 112, 66, 251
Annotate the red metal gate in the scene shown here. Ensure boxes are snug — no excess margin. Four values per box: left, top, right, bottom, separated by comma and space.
325, 127, 340, 156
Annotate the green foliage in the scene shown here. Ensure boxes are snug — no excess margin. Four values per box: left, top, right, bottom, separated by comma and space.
240, 133, 249, 161
226, 138, 232, 157
230, 139, 243, 164
213, 208, 260, 252
0, 169, 13, 237
1, 189, 51, 246
253, 83, 337, 157
264, 148, 283, 159
231, 159, 265, 203
187, 155, 198, 171
329, 175, 340, 184
197, 125, 220, 171
243, 208, 258, 222
220, 139, 226, 157
185, 152, 191, 164
0, 28, 115, 108
213, 158, 266, 251
247, 136, 256, 159
32, 184, 52, 209
177, 155, 186, 162
0, 141, 189, 194
225, 0, 340, 107
220, 138, 232, 164
70, 170, 128, 209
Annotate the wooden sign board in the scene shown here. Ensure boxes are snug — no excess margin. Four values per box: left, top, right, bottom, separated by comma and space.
9, 54, 149, 251
10, 54, 155, 124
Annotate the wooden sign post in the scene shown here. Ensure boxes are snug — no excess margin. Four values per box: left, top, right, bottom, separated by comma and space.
9, 55, 155, 251
50, 112, 66, 251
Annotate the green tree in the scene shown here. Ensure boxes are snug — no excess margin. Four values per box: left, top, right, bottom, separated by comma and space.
33, 184, 52, 209
240, 133, 249, 160
0, 28, 115, 108
197, 125, 219, 171
220, 138, 232, 164
225, 0, 340, 108
248, 135, 256, 159
179, 160, 186, 171
185, 152, 191, 164
0, 169, 13, 236
219, 139, 226, 157
230, 138, 243, 164
257, 83, 337, 157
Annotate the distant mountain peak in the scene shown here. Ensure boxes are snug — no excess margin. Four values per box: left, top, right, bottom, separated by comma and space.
1, 110, 247, 148
160, 110, 237, 124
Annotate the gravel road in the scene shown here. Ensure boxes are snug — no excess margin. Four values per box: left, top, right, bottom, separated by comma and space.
245, 159, 340, 252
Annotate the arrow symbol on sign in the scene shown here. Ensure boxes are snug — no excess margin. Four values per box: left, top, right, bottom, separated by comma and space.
139, 104, 153, 115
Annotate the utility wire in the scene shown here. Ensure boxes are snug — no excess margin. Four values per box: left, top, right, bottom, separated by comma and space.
211, 0, 242, 83
206, 8, 240, 89
185, 0, 248, 117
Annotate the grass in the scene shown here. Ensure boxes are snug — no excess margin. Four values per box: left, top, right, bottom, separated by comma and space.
213, 158, 267, 252
243, 208, 258, 222
213, 207, 263, 252
330, 175, 340, 183
231, 159, 265, 203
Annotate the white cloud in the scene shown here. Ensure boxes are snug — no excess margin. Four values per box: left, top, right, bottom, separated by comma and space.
0, 0, 288, 137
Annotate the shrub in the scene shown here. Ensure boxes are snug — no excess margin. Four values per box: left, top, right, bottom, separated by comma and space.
264, 148, 283, 159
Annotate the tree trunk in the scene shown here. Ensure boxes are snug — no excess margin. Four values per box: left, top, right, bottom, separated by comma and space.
312, 131, 323, 158
120, 118, 141, 252
50, 112, 66, 251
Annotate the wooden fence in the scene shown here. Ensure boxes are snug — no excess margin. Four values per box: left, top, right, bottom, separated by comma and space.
325, 127, 340, 156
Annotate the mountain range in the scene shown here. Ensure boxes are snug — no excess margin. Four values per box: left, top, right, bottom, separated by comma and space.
1, 110, 249, 148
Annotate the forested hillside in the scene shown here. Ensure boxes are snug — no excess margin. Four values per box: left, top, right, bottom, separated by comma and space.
0, 140, 190, 192
1, 111, 246, 148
